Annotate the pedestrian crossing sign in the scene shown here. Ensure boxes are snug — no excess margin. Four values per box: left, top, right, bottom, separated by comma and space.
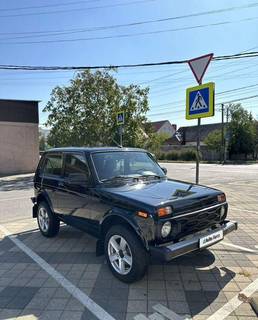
116, 111, 125, 125
186, 82, 215, 120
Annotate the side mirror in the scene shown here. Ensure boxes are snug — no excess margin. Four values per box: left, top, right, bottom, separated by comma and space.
161, 167, 167, 175
67, 173, 88, 185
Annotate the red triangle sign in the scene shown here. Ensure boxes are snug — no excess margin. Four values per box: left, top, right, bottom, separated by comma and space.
188, 53, 213, 84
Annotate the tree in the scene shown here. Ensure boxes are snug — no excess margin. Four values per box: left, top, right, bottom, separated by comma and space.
44, 70, 149, 148
227, 104, 256, 158
144, 132, 170, 156
204, 129, 222, 153
254, 120, 258, 159
39, 131, 46, 151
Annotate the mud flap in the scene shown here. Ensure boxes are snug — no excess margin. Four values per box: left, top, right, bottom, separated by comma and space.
96, 239, 104, 256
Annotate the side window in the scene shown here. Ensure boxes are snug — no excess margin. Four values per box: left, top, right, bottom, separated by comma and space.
64, 153, 90, 181
43, 154, 63, 177
36, 154, 46, 176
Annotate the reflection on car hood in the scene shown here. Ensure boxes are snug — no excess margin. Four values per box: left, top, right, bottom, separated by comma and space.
99, 178, 221, 211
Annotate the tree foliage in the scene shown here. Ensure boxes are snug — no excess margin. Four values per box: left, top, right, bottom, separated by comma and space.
44, 70, 150, 148
204, 129, 222, 153
254, 120, 258, 159
144, 132, 170, 155
227, 104, 256, 157
39, 131, 46, 151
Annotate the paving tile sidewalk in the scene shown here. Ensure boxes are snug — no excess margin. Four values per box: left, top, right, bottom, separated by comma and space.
1, 164, 258, 319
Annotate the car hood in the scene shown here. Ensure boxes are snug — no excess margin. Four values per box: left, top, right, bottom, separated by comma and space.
98, 178, 222, 213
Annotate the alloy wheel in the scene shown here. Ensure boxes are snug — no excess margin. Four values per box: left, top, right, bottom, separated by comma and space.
38, 207, 50, 232
108, 235, 133, 275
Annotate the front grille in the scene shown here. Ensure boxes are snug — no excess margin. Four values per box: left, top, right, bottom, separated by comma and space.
171, 206, 223, 240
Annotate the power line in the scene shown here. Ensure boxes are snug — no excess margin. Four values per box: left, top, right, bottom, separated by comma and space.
0, 0, 102, 11
1, 51, 258, 71
148, 94, 258, 117
218, 94, 258, 105
0, 0, 156, 18
151, 84, 258, 110
2, 16, 258, 44
150, 83, 258, 110
1, 2, 258, 39
148, 62, 258, 95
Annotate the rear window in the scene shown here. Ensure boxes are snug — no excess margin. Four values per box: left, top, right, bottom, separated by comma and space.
43, 153, 62, 177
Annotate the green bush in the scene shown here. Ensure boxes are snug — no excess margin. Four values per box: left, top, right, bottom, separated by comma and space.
158, 149, 197, 161
180, 150, 197, 161
158, 153, 166, 160
165, 151, 179, 160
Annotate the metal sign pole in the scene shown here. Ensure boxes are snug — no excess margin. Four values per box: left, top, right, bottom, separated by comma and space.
120, 127, 123, 147
187, 53, 214, 185
196, 79, 202, 184
196, 118, 201, 184
117, 111, 125, 148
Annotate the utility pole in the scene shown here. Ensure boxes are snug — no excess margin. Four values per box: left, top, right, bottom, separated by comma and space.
224, 105, 230, 163
226, 106, 230, 123
221, 104, 224, 163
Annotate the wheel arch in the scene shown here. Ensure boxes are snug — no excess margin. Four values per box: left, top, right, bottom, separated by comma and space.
99, 212, 149, 251
33, 192, 53, 218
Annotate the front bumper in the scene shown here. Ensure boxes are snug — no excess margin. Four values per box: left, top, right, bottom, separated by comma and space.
149, 220, 237, 262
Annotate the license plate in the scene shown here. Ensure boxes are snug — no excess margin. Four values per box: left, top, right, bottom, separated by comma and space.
199, 230, 223, 248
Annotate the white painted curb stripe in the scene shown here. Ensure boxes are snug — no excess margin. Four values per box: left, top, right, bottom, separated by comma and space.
206, 277, 258, 320
134, 314, 149, 320
149, 312, 166, 320
0, 196, 28, 202
221, 241, 258, 253
0, 225, 116, 320
153, 304, 189, 320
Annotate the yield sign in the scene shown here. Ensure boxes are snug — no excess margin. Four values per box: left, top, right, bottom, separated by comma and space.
188, 53, 213, 84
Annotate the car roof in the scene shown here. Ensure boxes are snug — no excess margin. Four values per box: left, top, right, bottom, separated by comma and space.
45, 147, 147, 153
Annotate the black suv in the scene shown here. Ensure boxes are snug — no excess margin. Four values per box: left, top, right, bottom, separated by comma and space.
32, 147, 237, 282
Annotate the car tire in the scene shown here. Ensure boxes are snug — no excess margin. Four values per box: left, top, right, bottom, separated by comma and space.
104, 225, 149, 283
37, 201, 60, 237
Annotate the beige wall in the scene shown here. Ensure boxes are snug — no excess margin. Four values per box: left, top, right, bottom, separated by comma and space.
158, 122, 176, 137
0, 121, 39, 175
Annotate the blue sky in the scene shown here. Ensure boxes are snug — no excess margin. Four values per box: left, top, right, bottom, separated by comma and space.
1, 0, 258, 128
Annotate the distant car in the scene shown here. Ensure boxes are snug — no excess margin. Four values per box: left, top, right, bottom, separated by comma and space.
32, 147, 237, 282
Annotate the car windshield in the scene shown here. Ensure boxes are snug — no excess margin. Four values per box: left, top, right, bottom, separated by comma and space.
92, 151, 165, 182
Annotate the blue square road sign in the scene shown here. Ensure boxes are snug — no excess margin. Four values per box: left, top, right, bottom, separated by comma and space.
186, 82, 215, 120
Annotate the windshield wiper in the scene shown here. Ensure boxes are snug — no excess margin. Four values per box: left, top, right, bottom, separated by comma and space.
139, 174, 164, 180
101, 175, 138, 183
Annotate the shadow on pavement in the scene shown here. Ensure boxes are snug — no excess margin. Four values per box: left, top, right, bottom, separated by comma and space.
0, 225, 236, 319
0, 176, 33, 192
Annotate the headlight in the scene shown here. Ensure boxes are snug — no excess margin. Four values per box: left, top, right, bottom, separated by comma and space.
161, 221, 171, 238
220, 205, 226, 219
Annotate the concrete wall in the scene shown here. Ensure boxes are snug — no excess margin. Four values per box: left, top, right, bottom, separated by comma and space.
0, 121, 39, 175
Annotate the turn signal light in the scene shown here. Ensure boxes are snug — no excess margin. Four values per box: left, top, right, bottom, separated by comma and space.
217, 194, 226, 203
157, 206, 172, 217
137, 211, 148, 218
